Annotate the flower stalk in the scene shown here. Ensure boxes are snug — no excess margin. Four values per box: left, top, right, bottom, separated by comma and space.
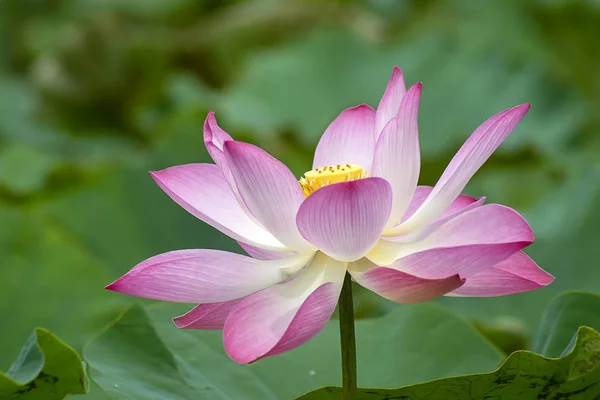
339, 272, 357, 399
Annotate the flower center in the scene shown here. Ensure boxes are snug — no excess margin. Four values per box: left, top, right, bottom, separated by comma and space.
299, 164, 368, 197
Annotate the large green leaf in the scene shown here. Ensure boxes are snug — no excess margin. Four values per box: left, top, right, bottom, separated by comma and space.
84, 302, 503, 399
533, 291, 600, 357
0, 328, 87, 399
297, 326, 600, 400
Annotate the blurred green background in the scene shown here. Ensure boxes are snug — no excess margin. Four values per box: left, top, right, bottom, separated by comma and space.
1, 0, 600, 371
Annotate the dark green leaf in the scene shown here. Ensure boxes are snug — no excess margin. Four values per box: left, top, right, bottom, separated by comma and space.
0, 328, 87, 399
296, 327, 600, 400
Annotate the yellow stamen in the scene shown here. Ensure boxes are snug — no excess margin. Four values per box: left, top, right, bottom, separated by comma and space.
299, 164, 368, 197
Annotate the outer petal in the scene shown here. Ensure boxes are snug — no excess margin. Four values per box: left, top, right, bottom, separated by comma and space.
151, 164, 285, 251
447, 251, 554, 297
376, 66, 407, 137
238, 242, 292, 260
106, 250, 312, 303
368, 204, 534, 275
223, 252, 347, 364
401, 186, 479, 223
386, 104, 530, 236
385, 244, 527, 280
349, 259, 464, 304
173, 298, 244, 330
296, 178, 392, 262
372, 83, 422, 228
224, 141, 312, 252
312, 104, 376, 171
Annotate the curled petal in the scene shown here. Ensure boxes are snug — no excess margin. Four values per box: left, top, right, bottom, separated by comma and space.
204, 111, 233, 156
375, 66, 407, 137
151, 164, 285, 251
369, 204, 533, 271
372, 83, 422, 228
224, 141, 312, 252
296, 178, 392, 262
386, 104, 530, 236
223, 252, 346, 364
203, 112, 240, 194
349, 259, 464, 303
447, 251, 554, 297
312, 104, 377, 171
106, 250, 311, 303
173, 299, 244, 330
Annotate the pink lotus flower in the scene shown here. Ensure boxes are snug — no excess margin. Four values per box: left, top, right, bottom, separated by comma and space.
107, 67, 553, 364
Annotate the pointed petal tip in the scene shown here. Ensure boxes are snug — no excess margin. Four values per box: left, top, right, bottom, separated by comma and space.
148, 168, 170, 187
539, 270, 555, 286
205, 110, 217, 122
406, 82, 423, 98
507, 103, 530, 116
349, 103, 376, 113
387, 67, 405, 86
391, 65, 403, 75
203, 111, 220, 142
104, 280, 120, 292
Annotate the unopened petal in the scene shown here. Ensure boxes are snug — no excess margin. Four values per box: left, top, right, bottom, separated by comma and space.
224, 141, 313, 253
375, 66, 407, 137
372, 83, 422, 228
151, 164, 285, 251
106, 250, 311, 303
447, 251, 554, 297
223, 252, 346, 364
296, 178, 392, 262
386, 104, 530, 236
312, 104, 377, 171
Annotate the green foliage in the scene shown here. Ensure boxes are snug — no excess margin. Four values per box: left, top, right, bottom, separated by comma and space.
296, 327, 600, 400
533, 291, 600, 358
0, 328, 87, 399
84, 303, 502, 399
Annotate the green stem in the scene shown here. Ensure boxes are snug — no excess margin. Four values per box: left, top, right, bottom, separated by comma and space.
338, 272, 357, 400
